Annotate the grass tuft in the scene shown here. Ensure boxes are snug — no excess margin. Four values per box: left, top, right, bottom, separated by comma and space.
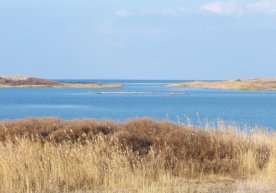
0, 118, 275, 193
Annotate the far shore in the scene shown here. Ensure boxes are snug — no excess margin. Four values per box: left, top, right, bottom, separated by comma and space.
0, 76, 123, 89
0, 83, 123, 89
168, 78, 276, 91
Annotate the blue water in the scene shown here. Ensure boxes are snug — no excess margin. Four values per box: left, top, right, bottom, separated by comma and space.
0, 80, 276, 129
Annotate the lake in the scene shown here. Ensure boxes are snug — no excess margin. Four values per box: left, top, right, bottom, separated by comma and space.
0, 80, 276, 129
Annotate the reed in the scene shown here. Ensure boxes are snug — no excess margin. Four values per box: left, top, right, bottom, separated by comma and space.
0, 118, 275, 193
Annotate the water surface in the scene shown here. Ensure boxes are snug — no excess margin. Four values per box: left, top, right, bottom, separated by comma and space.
0, 80, 275, 129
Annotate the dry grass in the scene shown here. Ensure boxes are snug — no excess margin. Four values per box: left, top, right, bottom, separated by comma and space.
169, 78, 276, 91
0, 76, 62, 86
0, 118, 275, 193
0, 76, 123, 88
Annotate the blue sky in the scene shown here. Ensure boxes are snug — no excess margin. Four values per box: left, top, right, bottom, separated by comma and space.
0, 0, 276, 79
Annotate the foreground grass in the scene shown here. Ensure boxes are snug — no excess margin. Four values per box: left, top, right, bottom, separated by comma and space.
0, 118, 276, 193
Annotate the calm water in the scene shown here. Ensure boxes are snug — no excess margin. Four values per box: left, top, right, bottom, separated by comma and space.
0, 80, 276, 129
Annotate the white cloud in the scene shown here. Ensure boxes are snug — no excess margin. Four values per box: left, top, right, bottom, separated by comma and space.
247, 0, 276, 14
116, 2, 276, 19
114, 7, 186, 18
200, 1, 241, 15
143, 7, 187, 15
115, 9, 132, 17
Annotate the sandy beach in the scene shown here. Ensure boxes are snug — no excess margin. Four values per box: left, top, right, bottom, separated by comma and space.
168, 78, 276, 91
0, 76, 123, 89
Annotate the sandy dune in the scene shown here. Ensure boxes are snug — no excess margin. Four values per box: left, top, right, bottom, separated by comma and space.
168, 78, 276, 91
0, 76, 122, 89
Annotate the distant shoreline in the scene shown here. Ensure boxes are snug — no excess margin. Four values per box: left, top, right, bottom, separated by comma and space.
168, 78, 276, 91
0, 76, 123, 89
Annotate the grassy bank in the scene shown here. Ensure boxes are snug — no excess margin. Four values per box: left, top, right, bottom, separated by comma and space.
0, 118, 275, 193
168, 78, 276, 91
0, 76, 123, 89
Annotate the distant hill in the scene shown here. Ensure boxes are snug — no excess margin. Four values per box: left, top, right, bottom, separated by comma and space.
168, 78, 276, 91
0, 76, 122, 89
0, 76, 62, 87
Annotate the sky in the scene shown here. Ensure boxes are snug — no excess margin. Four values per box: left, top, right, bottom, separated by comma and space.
0, 0, 276, 80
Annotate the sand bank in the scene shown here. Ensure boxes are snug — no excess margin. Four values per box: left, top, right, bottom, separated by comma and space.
0, 76, 122, 89
168, 78, 276, 91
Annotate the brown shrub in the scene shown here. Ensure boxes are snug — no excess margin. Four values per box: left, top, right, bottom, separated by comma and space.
0, 118, 273, 177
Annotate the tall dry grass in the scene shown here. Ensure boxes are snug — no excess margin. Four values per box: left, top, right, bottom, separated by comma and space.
0, 118, 275, 193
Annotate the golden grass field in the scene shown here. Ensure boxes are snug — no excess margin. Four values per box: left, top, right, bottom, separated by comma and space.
0, 118, 275, 193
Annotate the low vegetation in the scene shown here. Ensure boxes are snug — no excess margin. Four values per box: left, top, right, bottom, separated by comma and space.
0, 118, 275, 193
0, 76, 61, 86
169, 78, 276, 91
0, 76, 122, 88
